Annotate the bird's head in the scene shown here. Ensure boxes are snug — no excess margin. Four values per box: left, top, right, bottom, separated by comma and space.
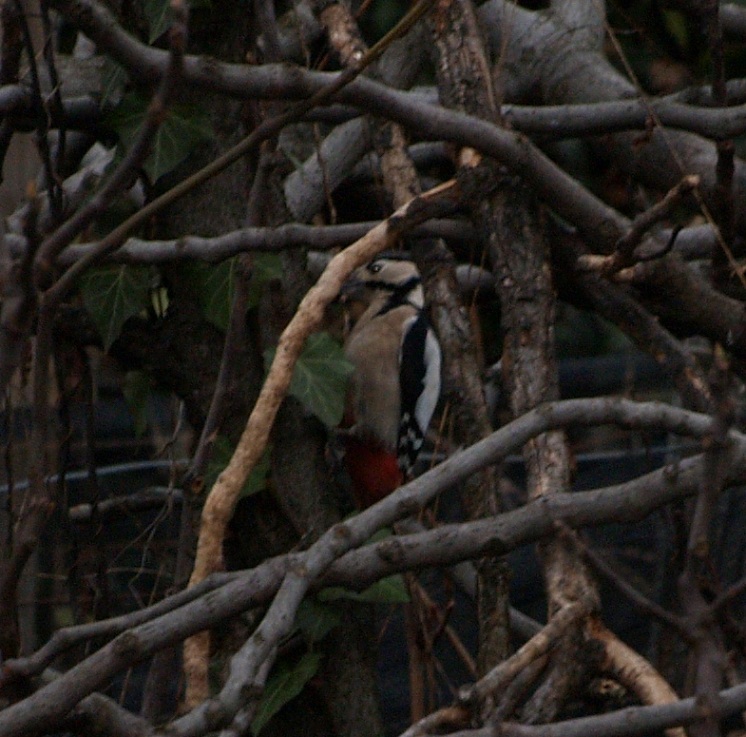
342, 255, 424, 313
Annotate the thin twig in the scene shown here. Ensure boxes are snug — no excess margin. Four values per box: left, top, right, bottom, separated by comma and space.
16, 8, 192, 613
578, 536, 692, 642
679, 344, 733, 737
461, 600, 592, 713
0, 0, 23, 86
0, 194, 48, 658
185, 143, 272, 485
12, 0, 61, 219
701, 0, 737, 276
576, 175, 700, 275
711, 573, 746, 614
34, 0, 190, 285
40, 0, 66, 204
41, 0, 436, 308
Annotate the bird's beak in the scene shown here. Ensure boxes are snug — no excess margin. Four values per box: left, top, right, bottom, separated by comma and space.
339, 274, 366, 303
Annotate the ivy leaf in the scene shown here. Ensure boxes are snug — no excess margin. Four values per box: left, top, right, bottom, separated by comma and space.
80, 265, 152, 351
662, 10, 689, 51
144, 0, 171, 42
179, 258, 236, 331
265, 332, 354, 427
180, 254, 280, 331
105, 93, 148, 148
105, 92, 211, 182
123, 370, 152, 437
246, 253, 283, 309
252, 652, 322, 736
318, 575, 410, 604
295, 598, 342, 643
145, 106, 211, 182
205, 436, 270, 498
196, 258, 235, 331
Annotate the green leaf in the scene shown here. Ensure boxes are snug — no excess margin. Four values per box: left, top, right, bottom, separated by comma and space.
318, 574, 410, 604
196, 258, 235, 331
123, 370, 152, 437
662, 10, 688, 50
265, 332, 354, 427
179, 258, 236, 331
246, 253, 283, 309
295, 598, 342, 643
146, 106, 211, 182
205, 436, 270, 498
105, 92, 147, 142
105, 92, 211, 182
180, 254, 280, 331
144, 0, 171, 42
80, 265, 152, 351
252, 652, 322, 736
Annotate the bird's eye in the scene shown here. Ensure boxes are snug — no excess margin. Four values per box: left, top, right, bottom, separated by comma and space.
367, 261, 383, 274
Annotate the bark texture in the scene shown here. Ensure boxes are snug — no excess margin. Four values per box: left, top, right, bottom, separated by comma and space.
427, 0, 511, 675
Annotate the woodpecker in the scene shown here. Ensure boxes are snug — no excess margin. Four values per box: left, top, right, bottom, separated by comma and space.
341, 255, 441, 508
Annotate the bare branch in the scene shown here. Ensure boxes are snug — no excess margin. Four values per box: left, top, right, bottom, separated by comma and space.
589, 620, 684, 737
576, 175, 700, 275
34, 0, 189, 282
0, 199, 39, 398
579, 539, 691, 641
6, 219, 472, 266
0, 396, 740, 734
497, 680, 746, 737
464, 600, 592, 713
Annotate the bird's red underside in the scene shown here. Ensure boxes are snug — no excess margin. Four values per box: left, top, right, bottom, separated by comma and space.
344, 436, 403, 509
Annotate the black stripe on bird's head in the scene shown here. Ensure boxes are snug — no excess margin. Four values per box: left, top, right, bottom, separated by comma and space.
341, 256, 424, 310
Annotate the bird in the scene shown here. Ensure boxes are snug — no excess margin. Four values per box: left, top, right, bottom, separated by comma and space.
340, 255, 441, 508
